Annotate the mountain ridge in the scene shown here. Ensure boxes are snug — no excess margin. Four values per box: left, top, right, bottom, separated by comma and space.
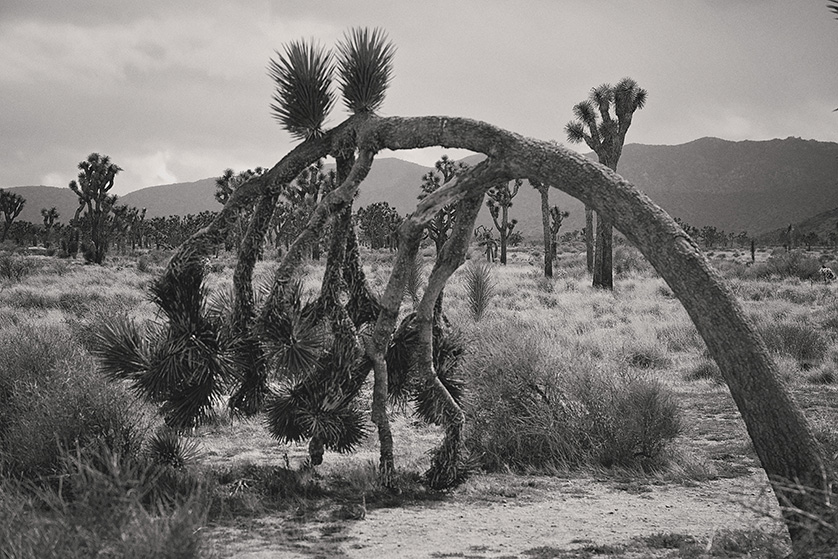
5, 136, 838, 238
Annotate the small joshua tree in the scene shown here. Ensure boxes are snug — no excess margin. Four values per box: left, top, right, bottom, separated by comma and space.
419, 155, 470, 255
69, 153, 122, 264
565, 78, 647, 289
486, 179, 520, 265
0, 190, 26, 243
550, 206, 569, 261
41, 207, 59, 248
531, 179, 554, 277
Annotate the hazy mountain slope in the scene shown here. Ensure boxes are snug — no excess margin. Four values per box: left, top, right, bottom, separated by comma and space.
119, 178, 219, 217
1, 186, 81, 224
615, 137, 838, 234
5, 137, 837, 238
757, 206, 838, 245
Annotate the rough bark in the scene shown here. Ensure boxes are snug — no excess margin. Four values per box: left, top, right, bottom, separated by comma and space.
365, 160, 507, 479
538, 185, 553, 278
592, 214, 613, 290
233, 192, 278, 330
584, 205, 594, 273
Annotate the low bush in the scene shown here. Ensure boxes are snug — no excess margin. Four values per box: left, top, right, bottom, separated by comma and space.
0, 321, 152, 479
0, 254, 34, 282
756, 320, 829, 365
623, 341, 672, 370
655, 323, 704, 353
683, 359, 725, 384
463, 330, 682, 473
0, 446, 207, 559
613, 245, 652, 277
747, 250, 821, 281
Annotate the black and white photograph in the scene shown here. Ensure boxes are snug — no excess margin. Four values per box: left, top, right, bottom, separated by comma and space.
2, 1, 838, 557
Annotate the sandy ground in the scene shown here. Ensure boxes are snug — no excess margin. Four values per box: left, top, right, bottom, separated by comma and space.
344, 473, 783, 558
204, 468, 786, 558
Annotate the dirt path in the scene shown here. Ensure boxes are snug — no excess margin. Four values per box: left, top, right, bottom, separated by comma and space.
345, 472, 783, 558
204, 469, 786, 558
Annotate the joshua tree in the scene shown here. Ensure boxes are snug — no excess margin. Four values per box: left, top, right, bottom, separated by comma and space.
91, 29, 838, 553
566, 78, 647, 289
419, 155, 470, 255
69, 153, 122, 264
550, 206, 569, 260
216, 167, 266, 251
41, 207, 59, 248
357, 201, 402, 249
474, 224, 498, 262
0, 190, 26, 243
286, 160, 335, 259
531, 180, 554, 277
486, 179, 521, 265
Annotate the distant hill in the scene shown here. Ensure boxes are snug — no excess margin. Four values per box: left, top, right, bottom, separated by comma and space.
757, 206, 838, 245
5, 137, 838, 238
0, 186, 80, 225
612, 137, 838, 236
119, 178, 219, 217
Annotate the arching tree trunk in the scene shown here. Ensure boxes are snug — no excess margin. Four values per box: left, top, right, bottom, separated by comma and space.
229, 191, 278, 415
584, 206, 594, 274
167, 114, 834, 553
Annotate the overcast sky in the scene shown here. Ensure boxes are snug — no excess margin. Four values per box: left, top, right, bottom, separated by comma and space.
2, 1, 837, 195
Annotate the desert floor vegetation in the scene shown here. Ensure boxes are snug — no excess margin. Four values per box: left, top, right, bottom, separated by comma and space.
2, 245, 838, 557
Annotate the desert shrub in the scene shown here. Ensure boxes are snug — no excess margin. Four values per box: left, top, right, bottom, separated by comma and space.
462, 261, 495, 321
0, 254, 34, 282
0, 449, 207, 559
756, 320, 829, 365
623, 341, 671, 369
683, 359, 725, 384
748, 250, 821, 281
0, 321, 151, 479
655, 323, 703, 353
613, 245, 652, 277
136, 254, 152, 273
463, 330, 682, 472
705, 529, 788, 558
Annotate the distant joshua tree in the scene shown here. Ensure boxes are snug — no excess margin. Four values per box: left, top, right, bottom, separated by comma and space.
566, 78, 647, 289
69, 153, 122, 264
0, 189, 26, 243
419, 155, 470, 255
41, 207, 59, 248
550, 206, 569, 260
531, 179, 554, 277
486, 179, 521, 265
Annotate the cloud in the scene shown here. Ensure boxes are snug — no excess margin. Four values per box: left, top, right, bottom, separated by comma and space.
40, 172, 69, 188
116, 151, 178, 194
2, 0, 838, 194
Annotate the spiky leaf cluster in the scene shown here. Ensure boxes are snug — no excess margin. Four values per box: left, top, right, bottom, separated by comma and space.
257, 280, 326, 378
336, 27, 396, 114
268, 28, 395, 141
385, 313, 466, 424
147, 428, 202, 470
257, 279, 372, 455
265, 366, 369, 454
564, 78, 647, 161
269, 40, 335, 140
90, 246, 237, 429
